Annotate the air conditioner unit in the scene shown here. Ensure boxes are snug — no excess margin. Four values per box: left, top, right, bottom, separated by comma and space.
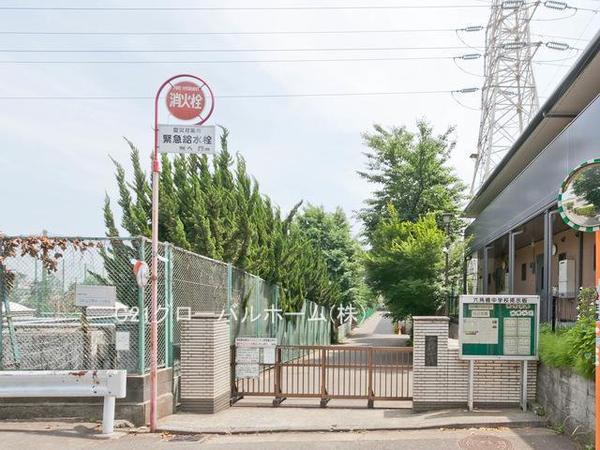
558, 259, 575, 298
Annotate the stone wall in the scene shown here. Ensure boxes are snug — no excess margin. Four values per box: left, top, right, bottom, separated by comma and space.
537, 363, 595, 441
413, 316, 536, 410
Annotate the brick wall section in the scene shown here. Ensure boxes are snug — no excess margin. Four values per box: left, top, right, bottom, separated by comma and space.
180, 314, 230, 413
413, 316, 536, 410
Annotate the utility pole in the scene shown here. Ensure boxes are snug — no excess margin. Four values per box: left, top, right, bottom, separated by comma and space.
470, 0, 540, 194
595, 231, 600, 450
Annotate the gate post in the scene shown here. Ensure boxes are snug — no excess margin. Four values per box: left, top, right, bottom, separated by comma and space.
180, 313, 230, 413
367, 347, 374, 408
230, 345, 243, 405
319, 347, 329, 408
273, 346, 286, 406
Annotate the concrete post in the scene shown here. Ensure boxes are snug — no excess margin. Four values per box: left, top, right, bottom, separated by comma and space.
180, 313, 230, 413
412, 316, 457, 410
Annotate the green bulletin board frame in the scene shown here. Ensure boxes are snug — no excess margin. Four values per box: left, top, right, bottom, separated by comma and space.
459, 295, 540, 361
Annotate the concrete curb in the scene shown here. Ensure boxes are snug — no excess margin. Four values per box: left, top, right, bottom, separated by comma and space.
156, 419, 546, 435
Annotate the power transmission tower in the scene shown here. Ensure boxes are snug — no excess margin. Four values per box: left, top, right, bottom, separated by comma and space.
471, 0, 540, 194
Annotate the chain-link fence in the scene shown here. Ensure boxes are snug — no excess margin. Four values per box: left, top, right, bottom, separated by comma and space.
170, 245, 229, 367
1, 235, 332, 374
170, 247, 331, 356
0, 236, 146, 373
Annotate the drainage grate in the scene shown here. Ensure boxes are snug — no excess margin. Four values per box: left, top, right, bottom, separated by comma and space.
162, 434, 206, 443
458, 435, 514, 449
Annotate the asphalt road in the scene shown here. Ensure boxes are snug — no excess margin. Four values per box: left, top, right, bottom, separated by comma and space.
0, 424, 580, 450
345, 311, 410, 347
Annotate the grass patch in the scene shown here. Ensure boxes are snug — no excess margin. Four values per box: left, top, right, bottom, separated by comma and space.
538, 289, 596, 380
539, 326, 573, 368
539, 321, 595, 380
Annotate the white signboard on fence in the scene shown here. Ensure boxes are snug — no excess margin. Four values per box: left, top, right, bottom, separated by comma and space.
263, 347, 275, 365
234, 337, 277, 375
235, 337, 277, 348
236, 347, 260, 364
115, 331, 130, 351
75, 285, 116, 308
236, 363, 260, 379
158, 124, 216, 154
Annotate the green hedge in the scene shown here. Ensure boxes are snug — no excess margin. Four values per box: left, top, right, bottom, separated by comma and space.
358, 306, 376, 324
574, 205, 597, 218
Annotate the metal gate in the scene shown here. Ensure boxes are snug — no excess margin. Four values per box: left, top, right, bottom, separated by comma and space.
231, 345, 413, 407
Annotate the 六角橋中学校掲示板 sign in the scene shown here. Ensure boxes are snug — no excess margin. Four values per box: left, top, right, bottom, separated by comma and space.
458, 295, 539, 360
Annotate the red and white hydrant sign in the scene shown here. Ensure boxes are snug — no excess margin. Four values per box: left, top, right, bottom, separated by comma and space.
166, 81, 206, 120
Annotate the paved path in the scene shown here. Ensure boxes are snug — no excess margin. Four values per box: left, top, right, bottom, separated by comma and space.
0, 421, 579, 450
158, 407, 544, 434
344, 311, 410, 347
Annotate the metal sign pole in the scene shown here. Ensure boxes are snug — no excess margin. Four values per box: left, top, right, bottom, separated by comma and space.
149, 74, 215, 432
594, 231, 600, 448
521, 360, 528, 412
149, 83, 162, 433
467, 360, 474, 411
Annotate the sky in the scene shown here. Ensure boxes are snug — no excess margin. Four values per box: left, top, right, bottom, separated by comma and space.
1, 1, 599, 238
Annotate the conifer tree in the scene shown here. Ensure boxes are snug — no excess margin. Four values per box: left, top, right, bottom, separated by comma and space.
103, 130, 342, 311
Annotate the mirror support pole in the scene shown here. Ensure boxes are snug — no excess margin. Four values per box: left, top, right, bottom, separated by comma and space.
595, 231, 600, 450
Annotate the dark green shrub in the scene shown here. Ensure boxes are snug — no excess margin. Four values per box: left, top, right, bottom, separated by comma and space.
568, 316, 595, 379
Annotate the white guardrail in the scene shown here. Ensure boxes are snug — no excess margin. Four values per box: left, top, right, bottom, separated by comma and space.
0, 370, 127, 434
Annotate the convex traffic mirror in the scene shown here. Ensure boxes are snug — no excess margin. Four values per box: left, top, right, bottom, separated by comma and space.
558, 159, 600, 232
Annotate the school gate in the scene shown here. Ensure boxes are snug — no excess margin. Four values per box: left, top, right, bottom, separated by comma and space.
178, 314, 414, 411
231, 344, 414, 407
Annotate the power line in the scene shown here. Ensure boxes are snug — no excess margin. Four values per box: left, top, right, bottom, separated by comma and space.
451, 91, 481, 110
0, 27, 468, 36
538, 1, 599, 96
7, 36, 580, 58
0, 88, 479, 100
532, 32, 594, 41
533, 61, 572, 67
0, 4, 493, 11
541, 0, 600, 13
0, 46, 482, 53
0, 55, 469, 64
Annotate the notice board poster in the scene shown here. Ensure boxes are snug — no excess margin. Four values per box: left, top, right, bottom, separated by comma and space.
459, 295, 539, 360
234, 337, 277, 379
